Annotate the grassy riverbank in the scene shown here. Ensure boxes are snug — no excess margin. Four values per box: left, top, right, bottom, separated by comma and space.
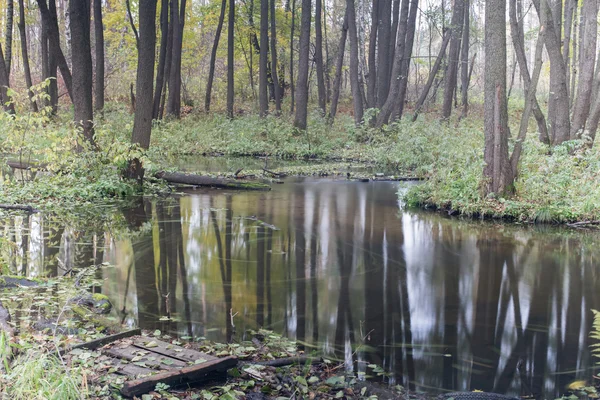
0, 104, 599, 223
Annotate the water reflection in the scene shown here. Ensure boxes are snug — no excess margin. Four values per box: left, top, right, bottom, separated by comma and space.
4, 178, 600, 397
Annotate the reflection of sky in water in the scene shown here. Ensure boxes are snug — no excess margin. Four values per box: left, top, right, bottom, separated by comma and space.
5, 178, 600, 397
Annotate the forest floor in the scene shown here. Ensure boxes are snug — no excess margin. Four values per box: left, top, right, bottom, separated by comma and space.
0, 269, 411, 400
0, 103, 599, 224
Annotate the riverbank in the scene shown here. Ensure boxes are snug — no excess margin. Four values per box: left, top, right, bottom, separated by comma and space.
0, 105, 599, 224
0, 269, 406, 399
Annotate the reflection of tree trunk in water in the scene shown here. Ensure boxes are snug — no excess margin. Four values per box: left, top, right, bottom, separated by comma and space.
333, 197, 355, 360
441, 225, 460, 391
266, 227, 273, 329
210, 198, 233, 342
157, 204, 169, 315
224, 197, 233, 342
470, 234, 508, 392
385, 201, 414, 389
257, 224, 265, 327
557, 247, 583, 391
364, 186, 384, 367
309, 193, 320, 343
124, 199, 159, 330
21, 216, 30, 275
173, 204, 193, 337
494, 248, 557, 396
43, 220, 63, 277
295, 190, 306, 349
92, 234, 106, 294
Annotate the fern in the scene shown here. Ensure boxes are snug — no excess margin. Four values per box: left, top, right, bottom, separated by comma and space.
590, 309, 600, 360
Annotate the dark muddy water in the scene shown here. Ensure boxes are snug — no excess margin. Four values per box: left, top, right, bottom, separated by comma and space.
5, 177, 600, 397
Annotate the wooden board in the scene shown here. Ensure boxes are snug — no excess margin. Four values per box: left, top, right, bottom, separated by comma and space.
67, 334, 237, 397
120, 356, 238, 398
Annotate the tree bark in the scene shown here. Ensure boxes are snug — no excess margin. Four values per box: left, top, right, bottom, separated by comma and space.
259, 0, 269, 116
153, 0, 169, 117
5, 0, 13, 80
37, 0, 73, 102
509, 0, 548, 143
70, 0, 95, 148
328, 9, 348, 122
127, 0, 157, 182
459, 0, 469, 119
269, 0, 281, 113
0, 44, 15, 114
166, 0, 186, 118
534, 0, 570, 144
374, 0, 417, 127
483, 0, 512, 196
17, 0, 37, 112
126, 0, 139, 47
227, 0, 234, 118
412, 31, 450, 121
366, 0, 378, 107
293, 0, 312, 129
569, 0, 597, 139
346, 0, 363, 125
204, 0, 225, 113
289, 0, 296, 113
376, 0, 391, 106
441, 0, 464, 120
315, 0, 326, 114
93, 0, 104, 112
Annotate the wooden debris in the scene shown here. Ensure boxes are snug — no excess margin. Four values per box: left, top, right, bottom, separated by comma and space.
155, 171, 271, 191
120, 356, 238, 397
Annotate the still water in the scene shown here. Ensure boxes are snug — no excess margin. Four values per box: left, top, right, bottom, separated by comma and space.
5, 178, 600, 397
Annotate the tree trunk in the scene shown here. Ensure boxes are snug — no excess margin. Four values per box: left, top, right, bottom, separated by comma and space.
259, 0, 269, 116
376, 0, 391, 107
508, 0, 548, 143
40, 7, 51, 109
441, 0, 464, 120
293, 0, 312, 129
166, 0, 186, 118
366, 0, 378, 107
5, 0, 13, 80
289, 0, 296, 114
459, 0, 469, 119
17, 0, 37, 112
37, 0, 73, 102
227, 0, 234, 118
93, 0, 104, 112
0, 44, 15, 114
569, 0, 597, 139
534, 0, 570, 144
270, 0, 281, 113
159, 6, 174, 119
412, 31, 450, 121
328, 9, 348, 122
69, 0, 95, 147
127, 0, 157, 182
392, 0, 418, 120
204, 0, 225, 113
483, 0, 512, 196
374, 0, 417, 127
314, 0, 326, 114
346, 0, 363, 125
154, 0, 169, 117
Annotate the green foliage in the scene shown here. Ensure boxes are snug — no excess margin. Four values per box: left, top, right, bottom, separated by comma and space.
5, 353, 88, 400
401, 116, 600, 223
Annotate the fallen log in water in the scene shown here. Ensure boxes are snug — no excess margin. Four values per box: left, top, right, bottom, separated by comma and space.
156, 171, 271, 191
0, 204, 39, 213
6, 160, 48, 171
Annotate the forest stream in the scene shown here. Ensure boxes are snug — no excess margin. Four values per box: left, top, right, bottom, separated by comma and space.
3, 160, 599, 398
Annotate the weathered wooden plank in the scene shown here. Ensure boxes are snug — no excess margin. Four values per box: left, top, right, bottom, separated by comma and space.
103, 345, 187, 370
104, 358, 156, 377
120, 356, 238, 398
72, 329, 142, 351
55, 329, 142, 357
132, 337, 216, 364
